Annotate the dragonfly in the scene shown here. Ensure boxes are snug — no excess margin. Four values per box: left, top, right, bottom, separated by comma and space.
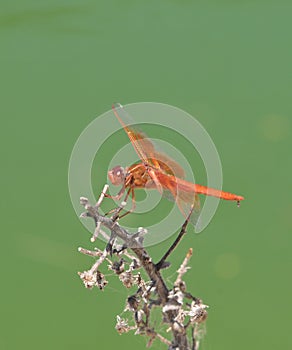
107, 103, 244, 225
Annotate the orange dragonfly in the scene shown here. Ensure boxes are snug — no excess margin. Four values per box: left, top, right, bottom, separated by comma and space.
108, 103, 244, 224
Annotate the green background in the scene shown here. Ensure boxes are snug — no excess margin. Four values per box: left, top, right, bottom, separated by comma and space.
1, 1, 291, 349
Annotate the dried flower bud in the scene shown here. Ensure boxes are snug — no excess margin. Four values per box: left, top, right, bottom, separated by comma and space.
115, 316, 131, 334
79, 197, 89, 206
119, 271, 135, 288
96, 271, 108, 290
188, 302, 208, 324
78, 270, 97, 289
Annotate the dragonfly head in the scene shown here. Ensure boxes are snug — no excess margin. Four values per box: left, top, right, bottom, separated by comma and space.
108, 166, 126, 186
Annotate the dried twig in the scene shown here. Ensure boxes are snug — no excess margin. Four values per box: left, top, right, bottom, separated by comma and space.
77, 187, 208, 349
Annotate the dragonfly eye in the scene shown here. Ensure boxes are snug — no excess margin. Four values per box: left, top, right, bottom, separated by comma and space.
108, 166, 125, 186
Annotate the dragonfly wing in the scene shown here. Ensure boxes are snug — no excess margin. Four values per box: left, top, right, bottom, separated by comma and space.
112, 103, 155, 164
155, 154, 185, 179
112, 103, 185, 179
156, 172, 201, 228
177, 193, 201, 229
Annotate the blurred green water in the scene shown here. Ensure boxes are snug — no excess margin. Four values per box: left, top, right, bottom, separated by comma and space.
1, 1, 291, 349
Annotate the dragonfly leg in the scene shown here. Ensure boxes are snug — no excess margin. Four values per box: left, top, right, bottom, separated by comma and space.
105, 184, 126, 201
104, 187, 135, 219
118, 187, 136, 219
104, 185, 127, 216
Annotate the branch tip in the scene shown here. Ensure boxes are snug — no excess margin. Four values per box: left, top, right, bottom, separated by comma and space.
80, 197, 89, 205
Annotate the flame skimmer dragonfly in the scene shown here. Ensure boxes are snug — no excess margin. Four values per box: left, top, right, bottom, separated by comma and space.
108, 103, 244, 225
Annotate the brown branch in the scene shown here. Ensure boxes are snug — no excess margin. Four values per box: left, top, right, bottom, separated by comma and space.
77, 193, 207, 349
155, 206, 194, 271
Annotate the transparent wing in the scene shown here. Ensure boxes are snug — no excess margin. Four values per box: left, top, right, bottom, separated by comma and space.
112, 103, 185, 179
155, 172, 201, 228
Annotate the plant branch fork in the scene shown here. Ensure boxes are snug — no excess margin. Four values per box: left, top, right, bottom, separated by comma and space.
77, 185, 208, 350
